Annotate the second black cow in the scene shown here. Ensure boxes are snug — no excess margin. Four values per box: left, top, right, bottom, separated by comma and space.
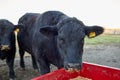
17, 11, 104, 75
0, 19, 17, 80
17, 13, 39, 70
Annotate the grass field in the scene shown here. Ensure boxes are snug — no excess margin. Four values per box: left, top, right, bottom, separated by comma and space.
85, 34, 120, 45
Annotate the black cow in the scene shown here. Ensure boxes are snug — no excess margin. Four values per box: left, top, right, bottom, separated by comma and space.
17, 13, 39, 70
17, 11, 104, 75
0, 19, 17, 80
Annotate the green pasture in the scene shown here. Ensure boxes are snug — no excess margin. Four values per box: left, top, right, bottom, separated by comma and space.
85, 34, 120, 45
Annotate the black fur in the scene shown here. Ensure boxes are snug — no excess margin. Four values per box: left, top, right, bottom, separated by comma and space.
0, 19, 16, 79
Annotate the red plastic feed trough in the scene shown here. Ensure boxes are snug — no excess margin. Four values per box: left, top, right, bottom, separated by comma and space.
32, 62, 120, 80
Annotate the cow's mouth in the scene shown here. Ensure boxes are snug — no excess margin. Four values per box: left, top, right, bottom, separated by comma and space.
0, 45, 10, 51
65, 63, 82, 72
66, 68, 80, 73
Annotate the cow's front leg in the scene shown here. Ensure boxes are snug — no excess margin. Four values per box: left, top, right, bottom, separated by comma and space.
31, 54, 38, 70
37, 58, 50, 75
19, 49, 25, 70
33, 47, 50, 74
6, 53, 15, 80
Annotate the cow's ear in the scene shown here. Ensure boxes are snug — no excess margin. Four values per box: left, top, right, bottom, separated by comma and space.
14, 24, 25, 33
85, 26, 104, 38
40, 26, 58, 37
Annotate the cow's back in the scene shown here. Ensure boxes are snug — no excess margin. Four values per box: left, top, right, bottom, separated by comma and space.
18, 13, 40, 35
18, 13, 40, 53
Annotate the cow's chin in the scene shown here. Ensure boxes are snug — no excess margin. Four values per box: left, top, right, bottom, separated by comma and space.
66, 68, 80, 73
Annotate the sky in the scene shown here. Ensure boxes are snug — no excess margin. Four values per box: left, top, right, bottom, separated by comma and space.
0, 0, 120, 28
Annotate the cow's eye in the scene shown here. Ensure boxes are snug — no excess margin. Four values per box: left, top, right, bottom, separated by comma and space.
59, 38, 65, 45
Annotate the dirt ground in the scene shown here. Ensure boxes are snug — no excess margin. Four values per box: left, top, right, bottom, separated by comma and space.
0, 43, 120, 80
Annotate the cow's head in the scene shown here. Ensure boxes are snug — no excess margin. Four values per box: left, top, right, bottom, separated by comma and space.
40, 18, 104, 72
0, 19, 18, 52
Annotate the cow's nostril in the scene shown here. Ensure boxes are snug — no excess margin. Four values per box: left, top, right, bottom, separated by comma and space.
1, 45, 10, 51
67, 63, 82, 69
65, 63, 82, 72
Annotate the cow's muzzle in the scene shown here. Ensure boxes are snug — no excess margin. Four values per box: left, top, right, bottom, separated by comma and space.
0, 45, 10, 51
65, 63, 82, 72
